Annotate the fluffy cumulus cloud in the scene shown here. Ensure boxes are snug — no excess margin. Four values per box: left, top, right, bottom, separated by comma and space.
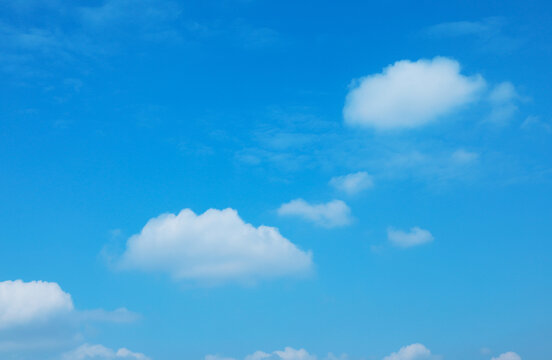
383, 344, 432, 360
330, 171, 374, 195
387, 227, 434, 248
118, 208, 313, 282
278, 199, 352, 228
491, 352, 521, 360
63, 344, 150, 360
343, 57, 485, 129
0, 280, 140, 359
0, 280, 74, 329
0, 280, 138, 331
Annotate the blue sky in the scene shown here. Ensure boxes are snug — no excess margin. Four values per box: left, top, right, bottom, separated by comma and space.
1, 1, 551, 360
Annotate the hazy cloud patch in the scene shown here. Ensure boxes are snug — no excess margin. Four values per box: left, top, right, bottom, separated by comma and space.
278, 199, 352, 228
330, 171, 374, 195
387, 227, 434, 248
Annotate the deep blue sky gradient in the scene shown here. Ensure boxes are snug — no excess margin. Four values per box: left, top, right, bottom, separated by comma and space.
1, 1, 551, 359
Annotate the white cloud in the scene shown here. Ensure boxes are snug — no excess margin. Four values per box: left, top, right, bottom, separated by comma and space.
277, 199, 352, 228
343, 57, 485, 129
387, 227, 434, 248
118, 208, 313, 282
116, 348, 150, 360
271, 348, 316, 360
330, 171, 374, 195
383, 344, 432, 360
0, 280, 139, 358
491, 352, 521, 360
208, 347, 317, 360
0, 280, 74, 329
0, 280, 139, 330
63, 344, 150, 360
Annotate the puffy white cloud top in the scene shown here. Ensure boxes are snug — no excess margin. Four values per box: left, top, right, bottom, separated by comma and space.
278, 199, 352, 228
119, 208, 313, 282
383, 343, 432, 360
0, 280, 74, 329
491, 352, 522, 360
343, 57, 485, 129
387, 227, 434, 248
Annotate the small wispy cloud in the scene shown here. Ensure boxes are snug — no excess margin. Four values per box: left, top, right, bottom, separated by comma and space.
78, 308, 140, 324
380, 148, 482, 184
521, 115, 552, 133
1, 0, 282, 83
0, 0, 184, 80
278, 199, 352, 228
330, 171, 374, 195
426, 17, 503, 37
62, 343, 150, 360
424, 17, 523, 53
185, 18, 282, 49
387, 227, 434, 248
451, 149, 479, 165
486, 82, 520, 124
383, 343, 434, 360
